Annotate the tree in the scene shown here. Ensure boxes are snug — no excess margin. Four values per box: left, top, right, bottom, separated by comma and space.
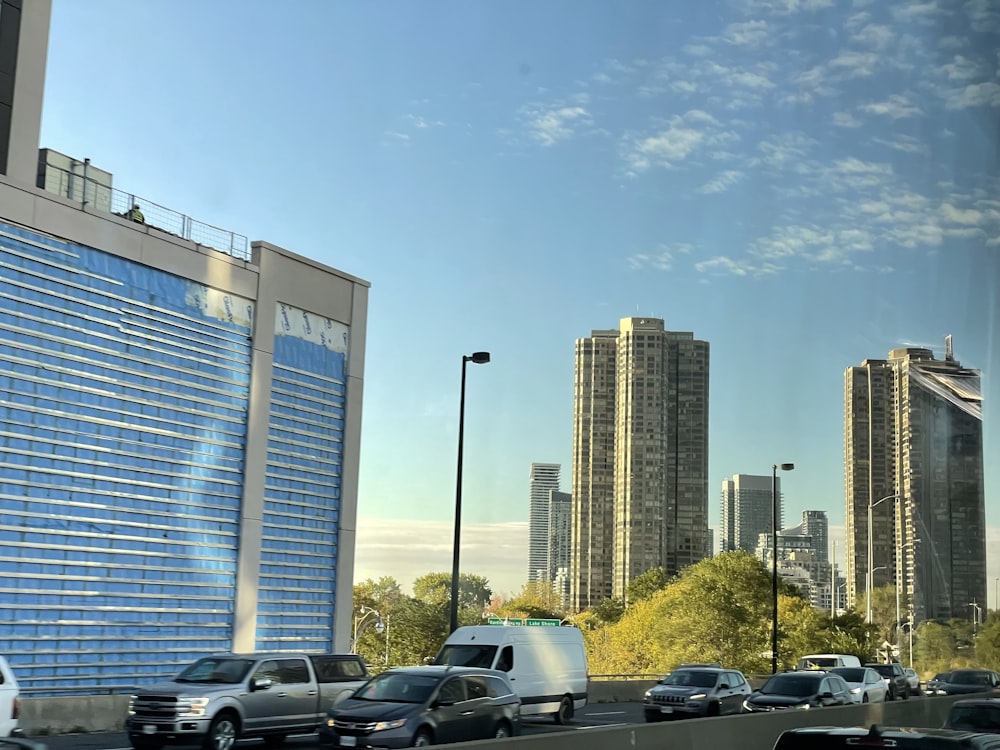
625, 567, 671, 604
496, 581, 566, 620
412, 572, 493, 611
590, 597, 625, 625
975, 611, 1000, 671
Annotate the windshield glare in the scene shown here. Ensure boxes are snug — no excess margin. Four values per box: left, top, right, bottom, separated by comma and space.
662, 670, 718, 688
831, 668, 864, 682
762, 675, 820, 697
433, 645, 498, 669
355, 673, 438, 703
175, 658, 253, 684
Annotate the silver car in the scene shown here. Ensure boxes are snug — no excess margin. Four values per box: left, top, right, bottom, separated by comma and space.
830, 667, 889, 703
643, 667, 751, 720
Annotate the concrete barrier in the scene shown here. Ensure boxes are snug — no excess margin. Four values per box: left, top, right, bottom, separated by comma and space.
18, 686, 982, 745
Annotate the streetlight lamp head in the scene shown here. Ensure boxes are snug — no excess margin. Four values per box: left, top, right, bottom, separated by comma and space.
780, 463, 795, 471
468, 352, 491, 364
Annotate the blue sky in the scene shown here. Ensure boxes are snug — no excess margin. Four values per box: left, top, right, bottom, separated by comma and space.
40, 0, 999, 596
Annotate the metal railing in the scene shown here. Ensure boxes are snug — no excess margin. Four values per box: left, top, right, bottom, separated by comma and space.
39, 164, 250, 261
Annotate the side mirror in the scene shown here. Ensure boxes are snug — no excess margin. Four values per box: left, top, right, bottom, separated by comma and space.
719, 683, 729, 690
252, 677, 273, 691
821, 691, 834, 699
434, 698, 455, 708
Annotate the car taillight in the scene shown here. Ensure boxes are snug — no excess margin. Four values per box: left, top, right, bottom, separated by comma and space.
11, 697, 19, 720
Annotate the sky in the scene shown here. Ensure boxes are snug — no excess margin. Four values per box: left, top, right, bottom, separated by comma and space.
39, 0, 999, 600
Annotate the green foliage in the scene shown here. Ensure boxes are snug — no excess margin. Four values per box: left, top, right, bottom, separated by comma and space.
413, 572, 493, 610
976, 612, 1000, 670
591, 597, 625, 625
810, 609, 877, 662
495, 581, 566, 619
626, 567, 671, 604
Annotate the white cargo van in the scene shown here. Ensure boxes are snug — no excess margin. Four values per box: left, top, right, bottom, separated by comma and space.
433, 625, 588, 724
796, 653, 862, 670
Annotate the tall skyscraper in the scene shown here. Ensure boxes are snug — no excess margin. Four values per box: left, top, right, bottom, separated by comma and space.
720, 474, 782, 554
801, 510, 829, 563
845, 339, 985, 623
571, 317, 710, 610
528, 463, 562, 582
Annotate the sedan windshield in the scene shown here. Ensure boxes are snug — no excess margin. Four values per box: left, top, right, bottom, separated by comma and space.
831, 668, 864, 682
354, 673, 439, 704
175, 658, 253, 684
761, 675, 821, 697
661, 670, 718, 688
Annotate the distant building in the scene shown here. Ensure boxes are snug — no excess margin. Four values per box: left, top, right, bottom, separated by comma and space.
571, 317, 710, 610
707, 527, 715, 558
528, 463, 562, 582
548, 490, 572, 602
756, 511, 834, 611
844, 339, 985, 622
720, 474, 783, 554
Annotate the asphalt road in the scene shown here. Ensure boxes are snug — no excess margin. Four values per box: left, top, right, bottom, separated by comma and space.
31, 703, 647, 750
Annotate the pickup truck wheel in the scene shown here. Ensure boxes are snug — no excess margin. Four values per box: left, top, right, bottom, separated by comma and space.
493, 721, 512, 738
412, 729, 433, 746
204, 713, 239, 750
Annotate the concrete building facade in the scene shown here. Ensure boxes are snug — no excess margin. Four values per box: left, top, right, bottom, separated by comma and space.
844, 340, 985, 623
0, 0, 368, 691
570, 317, 710, 609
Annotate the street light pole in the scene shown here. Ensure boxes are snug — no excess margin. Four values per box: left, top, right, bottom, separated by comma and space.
771, 462, 794, 675
867, 493, 900, 624
450, 351, 491, 634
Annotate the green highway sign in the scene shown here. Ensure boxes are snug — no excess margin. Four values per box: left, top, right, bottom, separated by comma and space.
487, 617, 560, 626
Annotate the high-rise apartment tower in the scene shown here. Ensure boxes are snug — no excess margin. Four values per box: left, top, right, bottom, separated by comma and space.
720, 474, 782, 554
571, 317, 710, 610
528, 463, 561, 582
844, 338, 985, 623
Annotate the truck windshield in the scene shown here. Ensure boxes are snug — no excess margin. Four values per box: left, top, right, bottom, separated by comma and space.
434, 645, 498, 669
175, 658, 254, 684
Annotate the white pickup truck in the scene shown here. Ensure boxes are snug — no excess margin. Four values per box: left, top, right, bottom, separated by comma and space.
126, 653, 370, 750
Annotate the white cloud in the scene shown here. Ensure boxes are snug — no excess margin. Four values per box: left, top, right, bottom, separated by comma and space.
859, 94, 922, 118
753, 132, 817, 170
743, 0, 834, 14
697, 169, 746, 194
384, 131, 410, 142
872, 135, 930, 154
851, 23, 893, 48
355, 518, 529, 597
723, 20, 770, 47
940, 55, 984, 81
523, 104, 593, 146
891, 1, 943, 24
627, 243, 694, 271
694, 256, 753, 276
622, 110, 735, 174
940, 202, 984, 225
943, 82, 1000, 109
405, 114, 444, 129
833, 112, 863, 128
828, 50, 880, 79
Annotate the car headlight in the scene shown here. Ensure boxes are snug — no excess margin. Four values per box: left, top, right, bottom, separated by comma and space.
742, 699, 752, 711
644, 690, 652, 699
795, 702, 811, 710
372, 719, 407, 732
128, 695, 137, 716
688, 693, 707, 701
177, 698, 210, 718
850, 687, 861, 694
326, 718, 336, 728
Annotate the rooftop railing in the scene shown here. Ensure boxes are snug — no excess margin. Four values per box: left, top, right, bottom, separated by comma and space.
40, 164, 251, 261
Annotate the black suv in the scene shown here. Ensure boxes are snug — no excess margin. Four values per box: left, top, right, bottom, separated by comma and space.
643, 666, 751, 720
865, 662, 909, 700
774, 724, 1000, 749
743, 671, 852, 712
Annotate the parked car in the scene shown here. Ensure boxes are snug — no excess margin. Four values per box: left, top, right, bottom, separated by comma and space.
0, 657, 20, 739
945, 698, 1000, 733
926, 672, 953, 696
320, 666, 521, 748
938, 670, 1000, 696
865, 662, 910, 700
773, 724, 1000, 749
126, 653, 370, 750
828, 667, 888, 704
643, 666, 751, 721
743, 671, 853, 713
903, 667, 921, 695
